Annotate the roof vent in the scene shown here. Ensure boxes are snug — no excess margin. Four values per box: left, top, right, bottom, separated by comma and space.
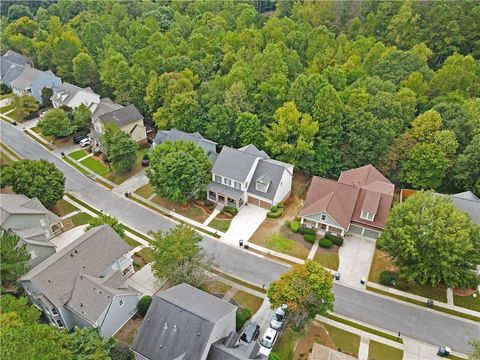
75, 250, 78, 254
80, 275, 83, 280
80, 302, 83, 307
159, 345, 162, 349
147, 318, 151, 322
197, 332, 200, 336
70, 253, 74, 257
164, 323, 168, 330
173, 325, 177, 332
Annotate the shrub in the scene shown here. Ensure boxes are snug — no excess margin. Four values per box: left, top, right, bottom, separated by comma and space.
290, 220, 300, 233
277, 202, 284, 208
110, 342, 133, 360
325, 233, 343, 246
271, 205, 278, 212
304, 233, 316, 243
318, 238, 333, 248
267, 206, 283, 218
235, 308, 252, 331
0, 83, 11, 94
379, 271, 397, 286
223, 206, 238, 215
138, 295, 152, 316
298, 226, 315, 235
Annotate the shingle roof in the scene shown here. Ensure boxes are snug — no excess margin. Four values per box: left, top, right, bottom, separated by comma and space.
91, 98, 123, 120
132, 284, 237, 360
449, 191, 480, 224
0, 194, 60, 226
50, 82, 87, 106
10, 227, 55, 247
338, 165, 394, 194
212, 146, 262, 182
0, 61, 25, 85
98, 104, 143, 127
246, 160, 287, 202
238, 144, 269, 158
20, 225, 131, 308
3, 50, 32, 66
9, 66, 43, 89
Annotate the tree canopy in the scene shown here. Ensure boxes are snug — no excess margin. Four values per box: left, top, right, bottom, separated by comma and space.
85, 214, 125, 238
101, 124, 138, 174
378, 191, 480, 288
37, 108, 74, 138
0, 228, 30, 289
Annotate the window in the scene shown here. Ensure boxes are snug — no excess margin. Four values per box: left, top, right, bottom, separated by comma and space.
52, 308, 58, 315
56, 319, 64, 328
320, 214, 326, 221
119, 300, 124, 307
234, 181, 242, 190
208, 191, 216, 200
255, 181, 269, 193
224, 178, 232, 186
214, 175, 222, 183
360, 211, 374, 221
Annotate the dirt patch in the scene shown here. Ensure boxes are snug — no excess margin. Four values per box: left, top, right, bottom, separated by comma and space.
115, 315, 143, 345
0, 186, 15, 194
453, 288, 477, 296
294, 322, 335, 359
61, 217, 75, 232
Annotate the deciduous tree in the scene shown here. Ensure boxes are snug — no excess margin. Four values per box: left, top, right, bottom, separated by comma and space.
0, 229, 30, 288
85, 214, 125, 238
10, 94, 38, 120
37, 108, 74, 138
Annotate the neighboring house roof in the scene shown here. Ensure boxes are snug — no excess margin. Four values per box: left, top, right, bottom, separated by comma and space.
0, 62, 25, 85
20, 225, 131, 309
50, 82, 95, 107
0, 194, 60, 226
247, 160, 288, 201
447, 191, 480, 224
98, 104, 143, 127
10, 66, 44, 89
212, 146, 264, 182
300, 165, 394, 231
132, 283, 237, 360
2, 50, 32, 66
10, 227, 56, 248
91, 98, 123, 120
238, 144, 269, 158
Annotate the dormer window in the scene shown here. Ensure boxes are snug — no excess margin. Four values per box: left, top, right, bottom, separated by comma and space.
255, 174, 271, 193
360, 211, 375, 221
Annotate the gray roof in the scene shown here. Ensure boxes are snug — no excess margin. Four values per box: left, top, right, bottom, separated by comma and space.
246, 160, 287, 201
20, 225, 131, 308
0, 194, 60, 226
212, 146, 264, 182
238, 144, 269, 158
66, 273, 136, 324
208, 181, 245, 201
2, 50, 32, 66
10, 66, 43, 89
98, 104, 143, 127
209, 338, 264, 360
132, 283, 237, 360
10, 227, 55, 247
0, 61, 25, 85
91, 98, 123, 120
50, 82, 90, 106
450, 191, 480, 224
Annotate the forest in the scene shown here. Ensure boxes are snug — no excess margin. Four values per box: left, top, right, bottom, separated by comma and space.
1, 0, 479, 195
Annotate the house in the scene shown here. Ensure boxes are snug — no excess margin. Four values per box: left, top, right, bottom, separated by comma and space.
0, 50, 33, 87
299, 165, 394, 239
445, 191, 480, 224
208, 144, 293, 210
50, 82, 100, 111
0, 194, 63, 267
89, 98, 147, 150
20, 225, 139, 336
151, 128, 218, 163
132, 283, 259, 360
10, 66, 61, 102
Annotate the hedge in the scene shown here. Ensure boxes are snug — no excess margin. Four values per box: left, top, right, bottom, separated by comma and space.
290, 220, 300, 233
298, 226, 315, 235
236, 308, 252, 331
304, 233, 316, 243
318, 238, 333, 248
325, 233, 344, 246
267, 207, 283, 218
223, 206, 238, 215
138, 295, 153, 316
379, 271, 397, 286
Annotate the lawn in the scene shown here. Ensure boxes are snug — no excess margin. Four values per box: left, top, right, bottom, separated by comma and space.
63, 156, 89, 175
104, 148, 149, 185
151, 196, 209, 223
263, 232, 309, 259
123, 236, 141, 248
208, 217, 231, 232
274, 327, 303, 360
0, 102, 15, 114
314, 251, 339, 270
454, 291, 480, 312
135, 184, 155, 198
0, 93, 12, 100
202, 280, 231, 297
69, 149, 89, 160
52, 199, 78, 217
70, 212, 93, 226
138, 247, 155, 263
80, 156, 110, 177
368, 341, 403, 360
323, 323, 360, 357
233, 290, 263, 313
236, 308, 253, 332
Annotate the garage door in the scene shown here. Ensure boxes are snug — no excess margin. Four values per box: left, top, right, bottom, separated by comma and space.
348, 224, 363, 235
363, 228, 380, 239
247, 196, 271, 209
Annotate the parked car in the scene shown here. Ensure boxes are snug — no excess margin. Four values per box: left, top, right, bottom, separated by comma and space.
259, 327, 278, 356
240, 322, 260, 344
270, 305, 287, 330
79, 138, 90, 147
73, 132, 89, 144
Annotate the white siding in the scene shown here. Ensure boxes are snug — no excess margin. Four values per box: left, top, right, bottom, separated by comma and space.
273, 169, 292, 205
98, 293, 139, 336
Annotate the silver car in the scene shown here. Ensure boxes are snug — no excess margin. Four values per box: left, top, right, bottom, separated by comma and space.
270, 305, 287, 330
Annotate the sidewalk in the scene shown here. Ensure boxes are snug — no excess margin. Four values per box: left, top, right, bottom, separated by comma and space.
112, 170, 148, 195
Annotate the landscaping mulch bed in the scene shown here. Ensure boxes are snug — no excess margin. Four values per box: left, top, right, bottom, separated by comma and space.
114, 315, 143, 345
453, 288, 477, 296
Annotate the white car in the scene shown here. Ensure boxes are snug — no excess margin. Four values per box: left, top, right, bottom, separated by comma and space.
79, 138, 90, 147
259, 327, 278, 356
270, 305, 287, 330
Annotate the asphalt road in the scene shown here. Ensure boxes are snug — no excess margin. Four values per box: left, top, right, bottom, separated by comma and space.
1, 122, 478, 354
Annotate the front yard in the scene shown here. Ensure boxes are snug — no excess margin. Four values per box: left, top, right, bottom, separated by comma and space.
368, 340, 403, 360
453, 291, 480, 312
313, 248, 340, 271
208, 216, 232, 232
52, 199, 78, 217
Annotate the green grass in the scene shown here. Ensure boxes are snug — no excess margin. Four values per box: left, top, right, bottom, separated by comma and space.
0, 143, 21, 161
235, 308, 252, 332
274, 327, 302, 360
323, 323, 360, 357
453, 291, 480, 312
313, 251, 339, 270
104, 148, 149, 185
366, 287, 480, 322
63, 156, 90, 175
52, 199, 78, 217
135, 184, 155, 198
69, 149, 89, 160
70, 212, 93, 226
233, 290, 263, 313
0, 102, 14, 113
265, 232, 309, 259
0, 93, 12, 100
211, 269, 266, 293
80, 156, 110, 177
368, 340, 403, 360
325, 314, 403, 343
208, 218, 231, 232
123, 236, 141, 248
138, 247, 154, 263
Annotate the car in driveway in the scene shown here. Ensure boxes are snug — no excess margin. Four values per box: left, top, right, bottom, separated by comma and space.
270, 305, 287, 330
259, 327, 278, 356
79, 138, 90, 147
240, 321, 260, 344
73, 132, 89, 144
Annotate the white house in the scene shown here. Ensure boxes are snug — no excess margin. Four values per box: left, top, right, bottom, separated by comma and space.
51, 82, 100, 111
207, 144, 293, 209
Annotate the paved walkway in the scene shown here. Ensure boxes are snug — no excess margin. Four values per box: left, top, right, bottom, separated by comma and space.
447, 288, 454, 305
112, 170, 148, 195
0, 97, 12, 107
358, 337, 369, 360
337, 234, 376, 288
50, 225, 86, 250
203, 209, 220, 226
307, 239, 319, 260
222, 205, 268, 245
222, 287, 237, 302
128, 264, 167, 296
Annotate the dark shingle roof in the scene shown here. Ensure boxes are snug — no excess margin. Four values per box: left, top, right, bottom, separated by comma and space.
98, 104, 143, 127
246, 160, 287, 201
212, 147, 261, 182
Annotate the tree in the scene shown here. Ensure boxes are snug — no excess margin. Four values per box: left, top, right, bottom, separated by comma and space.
378, 191, 480, 288
37, 108, 74, 138
68, 328, 114, 360
267, 261, 334, 330
151, 225, 211, 287
85, 214, 125, 238
454, 134, 480, 196
409, 110, 442, 143
7, 5, 33, 22
72, 104, 92, 132
147, 140, 211, 204
402, 143, 448, 190
265, 101, 318, 168
40, 87, 53, 108
0, 229, 30, 288
72, 52, 100, 90
10, 94, 38, 120
0, 160, 65, 209
0, 296, 40, 325
235, 112, 264, 148
101, 125, 137, 174
138, 295, 152, 317
386, 0, 420, 49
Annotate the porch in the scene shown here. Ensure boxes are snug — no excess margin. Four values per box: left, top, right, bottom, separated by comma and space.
300, 217, 346, 236
207, 182, 245, 209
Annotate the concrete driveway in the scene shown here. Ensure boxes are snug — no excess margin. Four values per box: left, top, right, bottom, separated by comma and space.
0, 98, 12, 107
128, 264, 167, 296
337, 234, 376, 288
221, 205, 268, 245
51, 225, 86, 250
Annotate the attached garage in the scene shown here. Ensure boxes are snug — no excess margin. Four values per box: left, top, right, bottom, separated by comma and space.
348, 224, 364, 235
348, 224, 380, 239
363, 228, 380, 239
247, 196, 271, 209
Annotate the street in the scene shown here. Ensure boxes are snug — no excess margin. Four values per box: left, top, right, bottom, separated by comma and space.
1, 121, 478, 354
